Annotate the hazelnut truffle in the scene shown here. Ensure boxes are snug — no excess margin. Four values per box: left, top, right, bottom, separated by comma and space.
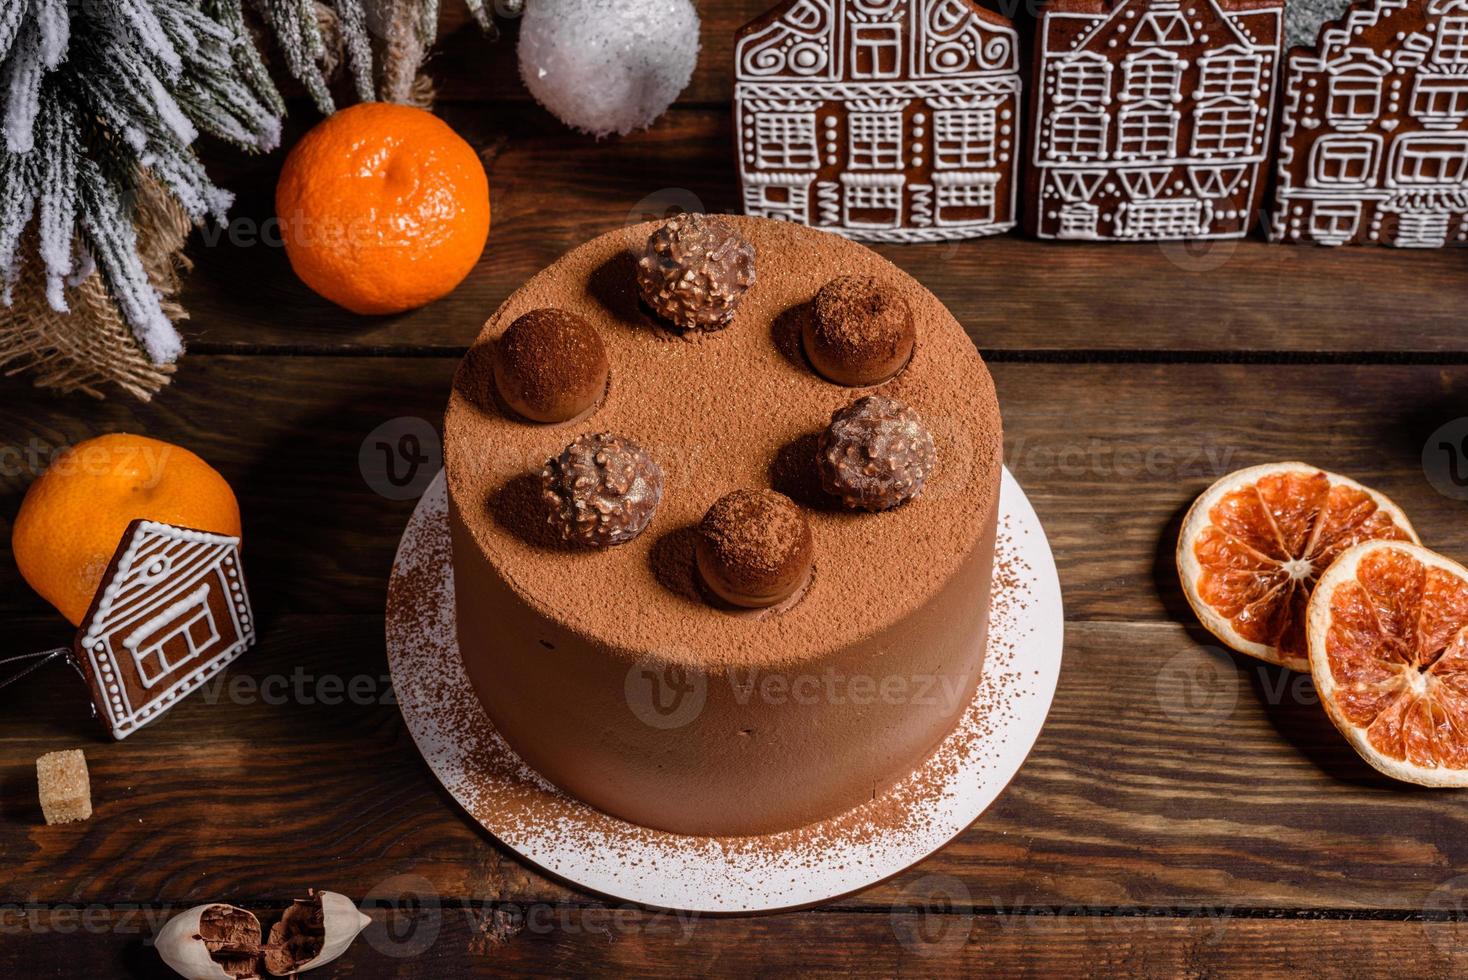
542, 433, 663, 548
804, 275, 916, 387
636, 213, 756, 331
696, 489, 814, 609
818, 395, 937, 512
493, 308, 610, 423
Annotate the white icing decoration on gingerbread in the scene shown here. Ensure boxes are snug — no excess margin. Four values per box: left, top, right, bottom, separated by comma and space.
1270, 0, 1468, 247
77, 521, 255, 740
735, 0, 1023, 241
1028, 0, 1285, 240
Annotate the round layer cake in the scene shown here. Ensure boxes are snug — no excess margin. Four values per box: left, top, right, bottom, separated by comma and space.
444, 216, 1002, 837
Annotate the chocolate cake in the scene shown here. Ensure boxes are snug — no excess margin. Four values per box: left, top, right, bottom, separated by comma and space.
444, 215, 1002, 837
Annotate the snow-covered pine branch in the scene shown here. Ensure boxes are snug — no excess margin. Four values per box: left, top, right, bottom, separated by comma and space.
0, 0, 286, 365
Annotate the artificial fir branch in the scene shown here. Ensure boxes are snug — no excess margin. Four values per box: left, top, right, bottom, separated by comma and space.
0, 0, 283, 365
0, 0, 505, 390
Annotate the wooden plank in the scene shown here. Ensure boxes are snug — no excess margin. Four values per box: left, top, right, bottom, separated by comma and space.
8, 904, 1468, 979
0, 356, 455, 619
6, 357, 1468, 620
185, 105, 1468, 354
5, 617, 1468, 915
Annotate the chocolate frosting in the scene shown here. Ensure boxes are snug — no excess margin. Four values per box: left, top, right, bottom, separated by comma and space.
444, 217, 1003, 836
447, 216, 1000, 669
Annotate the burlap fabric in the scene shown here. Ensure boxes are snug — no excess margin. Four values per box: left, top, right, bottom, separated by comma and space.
0, 178, 189, 402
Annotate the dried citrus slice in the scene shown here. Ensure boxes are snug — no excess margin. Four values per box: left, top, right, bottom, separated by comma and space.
1308, 542, 1468, 786
1177, 462, 1418, 671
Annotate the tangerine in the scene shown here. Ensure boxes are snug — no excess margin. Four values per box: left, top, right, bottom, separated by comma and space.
275, 103, 490, 315
12, 434, 241, 626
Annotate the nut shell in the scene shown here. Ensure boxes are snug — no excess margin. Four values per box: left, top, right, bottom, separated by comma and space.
542, 433, 664, 548
155, 904, 261, 980
696, 489, 813, 609
493, 308, 609, 423
804, 275, 915, 387
264, 890, 371, 976
817, 395, 936, 511
154, 891, 370, 980
636, 213, 756, 331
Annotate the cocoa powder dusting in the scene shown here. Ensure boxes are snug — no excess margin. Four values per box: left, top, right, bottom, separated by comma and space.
700, 489, 808, 577
446, 216, 1003, 670
388, 493, 1040, 901
493, 308, 609, 422
811, 274, 912, 360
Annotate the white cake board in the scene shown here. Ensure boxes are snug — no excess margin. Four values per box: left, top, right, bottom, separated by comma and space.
386, 468, 1063, 914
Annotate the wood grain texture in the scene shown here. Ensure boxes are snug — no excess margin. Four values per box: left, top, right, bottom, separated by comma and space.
5, 357, 1467, 620
6, 5, 1468, 969
183, 104, 1468, 355
5, 615, 1468, 917
12, 905, 1468, 979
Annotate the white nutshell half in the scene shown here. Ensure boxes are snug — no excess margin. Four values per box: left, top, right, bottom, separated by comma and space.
155, 904, 261, 980
295, 891, 372, 973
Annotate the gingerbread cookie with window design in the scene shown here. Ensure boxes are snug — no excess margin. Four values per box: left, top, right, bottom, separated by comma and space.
734, 0, 1023, 241
1026, 0, 1284, 241
75, 520, 255, 740
1270, 0, 1468, 247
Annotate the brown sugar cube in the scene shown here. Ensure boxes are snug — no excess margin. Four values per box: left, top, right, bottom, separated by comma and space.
37, 749, 92, 825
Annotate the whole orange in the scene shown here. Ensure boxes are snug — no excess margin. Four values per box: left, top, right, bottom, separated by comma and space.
12, 434, 242, 626
275, 103, 491, 315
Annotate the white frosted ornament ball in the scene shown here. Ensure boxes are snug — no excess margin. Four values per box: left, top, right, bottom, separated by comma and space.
518, 0, 701, 138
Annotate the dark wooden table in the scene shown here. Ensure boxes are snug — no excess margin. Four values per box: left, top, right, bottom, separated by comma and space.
4, 4, 1468, 976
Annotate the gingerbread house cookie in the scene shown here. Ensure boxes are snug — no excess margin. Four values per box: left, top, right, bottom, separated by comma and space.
1027, 0, 1284, 240
734, 0, 1023, 241
75, 520, 255, 740
1270, 0, 1468, 247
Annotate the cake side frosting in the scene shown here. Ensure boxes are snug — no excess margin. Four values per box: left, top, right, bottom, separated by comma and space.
443, 216, 1003, 835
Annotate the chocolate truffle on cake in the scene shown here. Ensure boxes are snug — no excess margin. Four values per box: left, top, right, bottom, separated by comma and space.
818, 395, 937, 512
696, 489, 814, 609
804, 275, 915, 387
636, 213, 756, 331
541, 433, 663, 548
493, 308, 610, 423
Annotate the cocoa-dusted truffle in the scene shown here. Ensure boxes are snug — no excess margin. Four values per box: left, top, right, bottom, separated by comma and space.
541, 433, 663, 548
818, 395, 937, 511
494, 308, 610, 423
696, 489, 814, 609
636, 213, 756, 331
804, 275, 915, 387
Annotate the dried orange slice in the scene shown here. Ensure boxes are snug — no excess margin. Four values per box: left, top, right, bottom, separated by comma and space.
1177, 463, 1418, 671
1308, 542, 1468, 786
